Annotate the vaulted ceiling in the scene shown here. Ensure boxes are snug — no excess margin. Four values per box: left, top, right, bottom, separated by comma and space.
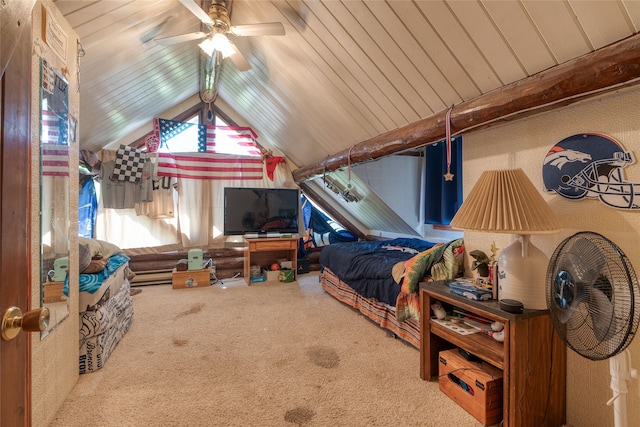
52, 0, 640, 171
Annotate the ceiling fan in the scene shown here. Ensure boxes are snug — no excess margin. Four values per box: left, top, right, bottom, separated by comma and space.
154, 0, 285, 73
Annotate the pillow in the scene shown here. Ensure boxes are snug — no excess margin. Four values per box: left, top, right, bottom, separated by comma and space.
78, 237, 123, 259
79, 243, 92, 273
391, 261, 405, 284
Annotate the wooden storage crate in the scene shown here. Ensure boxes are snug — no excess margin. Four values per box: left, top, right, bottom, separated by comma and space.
43, 281, 65, 303
438, 349, 503, 426
172, 267, 211, 289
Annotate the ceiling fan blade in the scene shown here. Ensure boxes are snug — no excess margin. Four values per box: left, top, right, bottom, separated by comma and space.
178, 0, 213, 25
227, 41, 251, 71
229, 22, 285, 37
140, 15, 175, 44
154, 31, 208, 46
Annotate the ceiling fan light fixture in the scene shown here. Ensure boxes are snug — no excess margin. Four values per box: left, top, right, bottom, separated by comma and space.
198, 33, 234, 58
198, 37, 215, 56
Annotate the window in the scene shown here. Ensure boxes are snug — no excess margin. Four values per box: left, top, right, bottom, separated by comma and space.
153, 114, 260, 157
132, 103, 262, 158
157, 115, 200, 153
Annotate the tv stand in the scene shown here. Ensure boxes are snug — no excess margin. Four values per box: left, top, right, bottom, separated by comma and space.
244, 237, 298, 285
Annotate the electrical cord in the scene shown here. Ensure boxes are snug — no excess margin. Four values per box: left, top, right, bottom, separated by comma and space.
203, 258, 220, 284
217, 272, 241, 286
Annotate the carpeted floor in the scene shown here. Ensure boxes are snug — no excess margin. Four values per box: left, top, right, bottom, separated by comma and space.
49, 272, 481, 427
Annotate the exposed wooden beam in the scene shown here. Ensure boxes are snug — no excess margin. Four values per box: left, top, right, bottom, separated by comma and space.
293, 33, 640, 184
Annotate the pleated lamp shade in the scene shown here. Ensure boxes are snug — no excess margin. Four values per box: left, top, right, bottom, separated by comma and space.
451, 168, 561, 310
450, 168, 561, 233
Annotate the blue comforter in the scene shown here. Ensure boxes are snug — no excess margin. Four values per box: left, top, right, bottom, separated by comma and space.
64, 253, 130, 296
319, 238, 436, 306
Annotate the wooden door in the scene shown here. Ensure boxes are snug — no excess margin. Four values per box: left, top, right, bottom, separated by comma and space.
0, 8, 34, 426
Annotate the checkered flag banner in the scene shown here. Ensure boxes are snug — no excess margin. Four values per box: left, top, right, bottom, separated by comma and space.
113, 145, 147, 183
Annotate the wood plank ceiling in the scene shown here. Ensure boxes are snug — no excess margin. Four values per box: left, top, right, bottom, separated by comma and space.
51, 0, 640, 167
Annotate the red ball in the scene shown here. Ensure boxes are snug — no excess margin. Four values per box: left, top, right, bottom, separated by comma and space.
270, 263, 280, 271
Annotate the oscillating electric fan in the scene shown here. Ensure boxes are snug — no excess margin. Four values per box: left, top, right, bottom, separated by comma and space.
546, 231, 639, 427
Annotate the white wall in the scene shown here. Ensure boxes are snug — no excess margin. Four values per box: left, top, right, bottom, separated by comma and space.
352, 156, 422, 229
461, 85, 640, 427
351, 154, 463, 243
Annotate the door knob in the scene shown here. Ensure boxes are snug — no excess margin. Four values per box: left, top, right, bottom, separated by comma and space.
1, 306, 50, 341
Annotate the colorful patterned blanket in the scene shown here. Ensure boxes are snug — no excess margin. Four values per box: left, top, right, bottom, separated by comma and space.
395, 238, 464, 322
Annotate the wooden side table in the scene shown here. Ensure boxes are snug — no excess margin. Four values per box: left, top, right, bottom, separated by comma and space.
419, 281, 566, 427
43, 281, 65, 304
244, 237, 298, 285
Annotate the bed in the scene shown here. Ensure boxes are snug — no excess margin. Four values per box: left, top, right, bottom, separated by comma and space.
74, 238, 135, 374
319, 237, 464, 348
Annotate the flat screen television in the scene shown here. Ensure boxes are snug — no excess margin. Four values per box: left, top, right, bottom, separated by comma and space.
224, 187, 300, 236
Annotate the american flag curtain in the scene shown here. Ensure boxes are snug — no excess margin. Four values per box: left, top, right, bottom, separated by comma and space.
152, 118, 263, 180
156, 152, 264, 180
42, 144, 70, 177
41, 108, 69, 176
41, 108, 68, 145
207, 126, 261, 156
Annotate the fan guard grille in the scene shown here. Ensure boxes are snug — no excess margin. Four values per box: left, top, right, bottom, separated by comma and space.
545, 231, 639, 361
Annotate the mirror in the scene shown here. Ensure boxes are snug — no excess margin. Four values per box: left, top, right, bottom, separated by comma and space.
39, 58, 70, 338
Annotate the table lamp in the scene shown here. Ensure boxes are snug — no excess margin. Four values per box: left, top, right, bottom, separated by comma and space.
450, 168, 561, 310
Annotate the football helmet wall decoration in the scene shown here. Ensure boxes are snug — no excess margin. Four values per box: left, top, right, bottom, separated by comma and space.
542, 133, 640, 209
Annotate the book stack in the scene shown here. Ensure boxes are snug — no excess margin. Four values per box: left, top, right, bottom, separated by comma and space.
448, 278, 492, 301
